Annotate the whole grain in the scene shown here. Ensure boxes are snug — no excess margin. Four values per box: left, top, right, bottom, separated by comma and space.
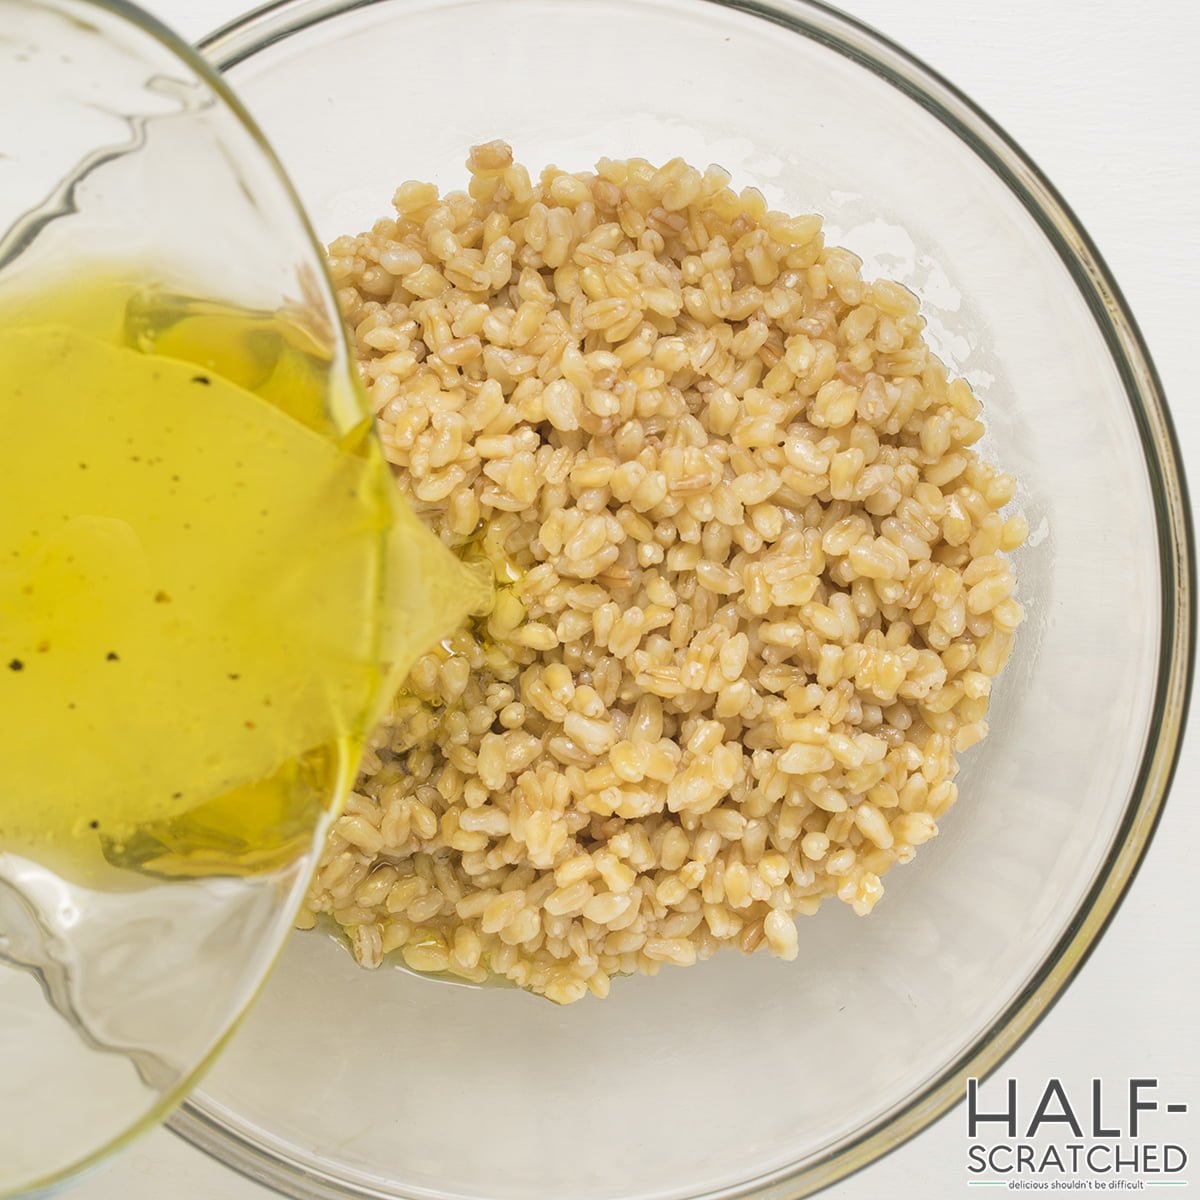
299, 143, 1025, 1004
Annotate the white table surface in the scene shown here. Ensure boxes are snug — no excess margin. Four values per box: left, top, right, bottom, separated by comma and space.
71, 1, 1200, 1197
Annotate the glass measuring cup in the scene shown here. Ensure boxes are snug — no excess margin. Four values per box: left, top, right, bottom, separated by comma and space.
0, 2, 487, 1194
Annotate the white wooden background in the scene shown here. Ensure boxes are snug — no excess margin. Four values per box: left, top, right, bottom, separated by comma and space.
71, 1, 1200, 1196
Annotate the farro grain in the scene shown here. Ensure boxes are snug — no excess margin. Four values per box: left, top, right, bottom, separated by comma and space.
308, 144, 1025, 1002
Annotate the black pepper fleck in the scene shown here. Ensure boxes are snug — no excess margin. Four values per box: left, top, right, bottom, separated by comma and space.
227, 673, 240, 681
105, 651, 119, 662
191, 374, 211, 386
7, 659, 23, 672
88, 820, 99, 830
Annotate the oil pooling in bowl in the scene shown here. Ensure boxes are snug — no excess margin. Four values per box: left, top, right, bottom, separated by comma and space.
0, 271, 490, 879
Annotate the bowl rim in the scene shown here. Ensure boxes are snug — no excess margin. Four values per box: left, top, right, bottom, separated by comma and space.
176, 1, 1196, 1197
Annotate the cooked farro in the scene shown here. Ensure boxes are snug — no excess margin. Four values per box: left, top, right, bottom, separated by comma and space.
298, 142, 1025, 1004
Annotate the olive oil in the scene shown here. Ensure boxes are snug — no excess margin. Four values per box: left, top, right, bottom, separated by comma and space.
0, 273, 488, 879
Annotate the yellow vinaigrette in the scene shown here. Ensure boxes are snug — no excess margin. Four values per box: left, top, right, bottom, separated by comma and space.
0, 275, 488, 878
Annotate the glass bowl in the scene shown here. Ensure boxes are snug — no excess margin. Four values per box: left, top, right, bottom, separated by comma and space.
0, 1, 386, 1193
174, 1, 1193, 1198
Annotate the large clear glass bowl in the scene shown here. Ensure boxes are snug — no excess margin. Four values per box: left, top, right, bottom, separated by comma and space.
173, 1, 1194, 1197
